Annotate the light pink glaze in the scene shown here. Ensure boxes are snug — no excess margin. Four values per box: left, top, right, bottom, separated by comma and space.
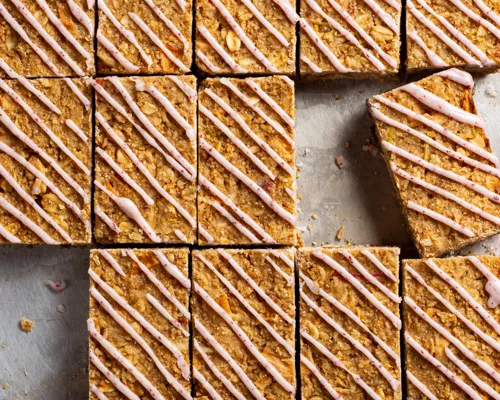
266, 255, 294, 286
194, 340, 247, 400
301, 55, 323, 72
197, 26, 246, 73
301, 355, 344, 399
196, 50, 222, 73
96, 30, 140, 72
153, 250, 191, 289
370, 105, 500, 178
407, 30, 447, 67
313, 250, 402, 329
361, 249, 398, 282
300, 18, 350, 72
405, 334, 483, 400
67, 0, 94, 33
63, 78, 91, 110
200, 138, 296, 225
174, 229, 188, 242
211, 201, 261, 243
240, 0, 289, 46
449, 0, 500, 40
362, 0, 399, 32
198, 223, 215, 243
203, 88, 294, 176
270, 249, 294, 268
374, 96, 499, 166
128, 13, 189, 72
87, 319, 166, 400
90, 384, 110, 400
406, 371, 438, 400
382, 141, 500, 204
407, 200, 475, 237
209, 0, 279, 72
193, 368, 223, 400
272, 0, 300, 23
0, 224, 21, 243
146, 293, 189, 336
405, 263, 500, 352
96, 147, 154, 206
98, 1, 152, 66
220, 78, 294, 147
468, 256, 500, 309
96, 112, 195, 228
301, 290, 400, 389
401, 83, 485, 128
392, 164, 500, 230
436, 68, 475, 88
94, 205, 121, 234
65, 119, 88, 143
169, 77, 197, 103
199, 173, 276, 243
89, 349, 141, 400
94, 181, 161, 242
96, 249, 126, 276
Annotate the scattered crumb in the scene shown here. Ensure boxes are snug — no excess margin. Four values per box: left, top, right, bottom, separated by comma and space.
56, 304, 67, 313
3, 383, 8, 390
359, 90, 365, 94
336, 226, 346, 241
297, 194, 303, 201
296, 160, 304, 168
336, 95, 343, 101
485, 85, 497, 98
311, 213, 317, 220
335, 155, 348, 169
302, 148, 310, 157
19, 318, 35, 333
46, 280, 66, 292
307, 225, 313, 232
362, 143, 379, 156
345, 141, 350, 149
311, 242, 317, 246
23, 371, 27, 377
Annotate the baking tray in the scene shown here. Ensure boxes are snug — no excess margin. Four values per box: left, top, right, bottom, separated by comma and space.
1, 72, 500, 399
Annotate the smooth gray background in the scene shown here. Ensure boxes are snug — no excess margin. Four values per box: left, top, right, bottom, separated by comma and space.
1, 73, 500, 399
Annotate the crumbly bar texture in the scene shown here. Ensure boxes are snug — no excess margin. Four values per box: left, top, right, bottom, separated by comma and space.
197, 76, 297, 245
368, 69, 500, 258
299, 246, 402, 400
406, 0, 500, 73
0, 77, 91, 244
299, 0, 401, 79
195, 0, 296, 75
403, 256, 500, 399
89, 248, 191, 400
0, 0, 95, 77
96, 0, 192, 74
94, 75, 197, 244
192, 248, 296, 399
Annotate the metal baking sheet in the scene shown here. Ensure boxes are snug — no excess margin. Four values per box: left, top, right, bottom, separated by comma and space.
1, 73, 500, 399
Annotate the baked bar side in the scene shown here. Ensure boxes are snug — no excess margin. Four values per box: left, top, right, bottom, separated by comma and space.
197, 76, 297, 245
89, 248, 191, 400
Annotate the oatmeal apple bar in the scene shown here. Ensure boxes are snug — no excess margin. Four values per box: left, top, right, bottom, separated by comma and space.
96, 0, 192, 74
197, 76, 297, 245
299, 0, 402, 78
192, 248, 296, 399
195, 0, 298, 75
368, 68, 500, 258
93, 75, 197, 244
406, 0, 500, 73
0, 77, 91, 244
299, 246, 402, 399
88, 248, 191, 400
403, 256, 500, 399
0, 0, 94, 77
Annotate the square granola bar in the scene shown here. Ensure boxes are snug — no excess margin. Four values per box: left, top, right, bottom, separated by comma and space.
368, 68, 500, 258
96, 0, 192, 74
0, 77, 92, 244
0, 0, 95, 77
299, 246, 402, 400
195, 0, 297, 75
299, 0, 402, 78
197, 76, 297, 245
406, 0, 500, 73
192, 248, 296, 399
94, 75, 197, 244
88, 248, 191, 400
403, 256, 500, 399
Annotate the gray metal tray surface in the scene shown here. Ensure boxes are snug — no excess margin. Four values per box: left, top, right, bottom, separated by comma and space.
1, 73, 500, 399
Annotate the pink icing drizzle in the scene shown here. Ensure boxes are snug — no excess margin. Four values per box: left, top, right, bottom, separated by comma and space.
196, 49, 222, 73
266, 256, 294, 286
211, 201, 261, 243
240, 0, 289, 46
361, 249, 398, 282
301, 355, 344, 399
65, 119, 88, 143
96, 249, 126, 276
468, 256, 500, 309
407, 30, 447, 67
94, 205, 121, 234
301, 55, 323, 72
197, 26, 246, 73
0, 223, 21, 243
96, 30, 140, 72
193, 368, 223, 400
146, 294, 189, 336
406, 371, 439, 400
436, 68, 475, 88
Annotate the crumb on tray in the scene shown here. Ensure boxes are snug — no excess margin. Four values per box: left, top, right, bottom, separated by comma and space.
19, 318, 35, 333
336, 225, 346, 241
335, 155, 348, 169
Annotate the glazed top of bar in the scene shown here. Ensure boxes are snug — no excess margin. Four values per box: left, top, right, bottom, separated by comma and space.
369, 69, 500, 258
89, 248, 191, 400
0, 0, 95, 77
197, 76, 297, 245
93, 75, 197, 244
406, 0, 500, 71
403, 256, 500, 399
299, 246, 401, 399
300, 0, 402, 74
192, 248, 296, 400
195, 0, 298, 74
0, 77, 91, 244
97, 0, 192, 74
